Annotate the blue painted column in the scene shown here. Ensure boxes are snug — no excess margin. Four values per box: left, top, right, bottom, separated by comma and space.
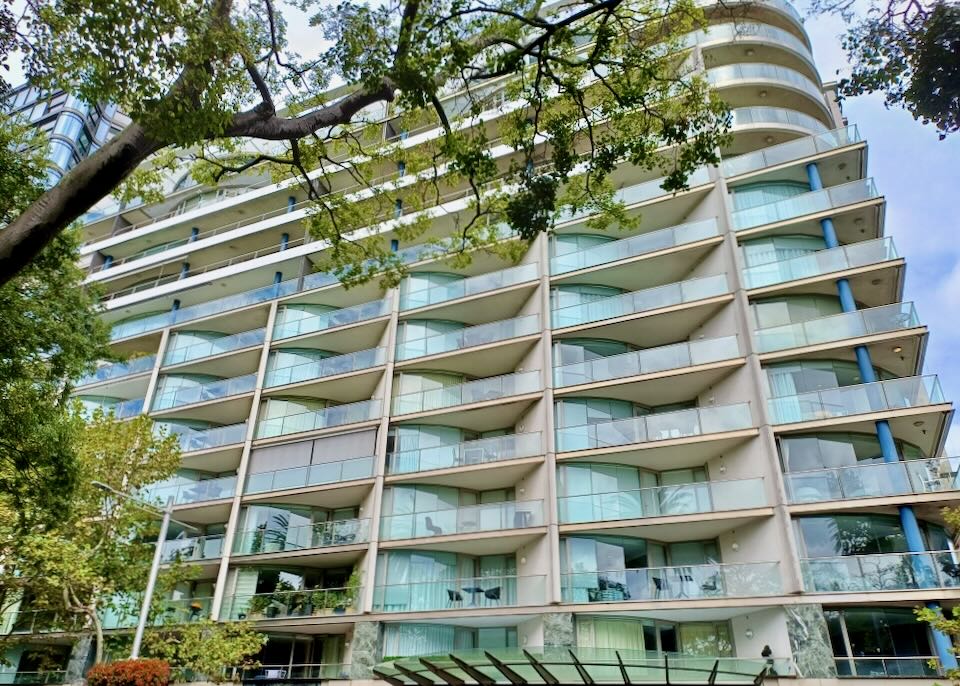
189, 227, 199, 242
806, 162, 957, 669
280, 233, 289, 250
179, 262, 190, 279
287, 196, 296, 213
103, 255, 114, 269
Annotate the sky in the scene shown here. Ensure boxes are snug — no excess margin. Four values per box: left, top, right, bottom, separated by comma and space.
796, 11, 960, 452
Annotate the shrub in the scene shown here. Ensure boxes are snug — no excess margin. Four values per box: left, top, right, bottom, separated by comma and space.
87, 659, 170, 686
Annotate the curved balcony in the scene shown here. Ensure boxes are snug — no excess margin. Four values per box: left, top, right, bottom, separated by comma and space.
754, 302, 921, 354
387, 432, 542, 474
79, 396, 145, 419
163, 328, 265, 366
556, 403, 754, 453
802, 551, 960, 593
273, 298, 391, 341
550, 218, 720, 275
391, 371, 541, 416
768, 375, 946, 424
707, 63, 827, 109
172, 422, 248, 453
730, 107, 830, 138
254, 398, 381, 439
560, 561, 782, 603
723, 125, 861, 178
264, 347, 386, 388
742, 237, 896, 289
395, 314, 539, 361
400, 263, 538, 310
785, 457, 960, 504
380, 500, 544, 540
372, 574, 546, 612
558, 477, 766, 524
109, 279, 299, 341
244, 456, 375, 494
732, 178, 880, 231
151, 373, 257, 411
144, 475, 237, 505
161, 534, 224, 563
76, 355, 156, 387
693, 23, 814, 66
233, 518, 370, 555
554, 336, 741, 387
558, 168, 712, 225
551, 274, 729, 329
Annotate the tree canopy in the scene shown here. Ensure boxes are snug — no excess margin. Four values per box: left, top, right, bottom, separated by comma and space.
1, 0, 732, 286
811, 0, 960, 137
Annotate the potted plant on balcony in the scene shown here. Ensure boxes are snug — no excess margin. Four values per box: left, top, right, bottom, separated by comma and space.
334, 569, 362, 615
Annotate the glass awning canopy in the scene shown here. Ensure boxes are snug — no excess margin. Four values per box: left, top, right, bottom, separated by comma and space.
373, 649, 781, 685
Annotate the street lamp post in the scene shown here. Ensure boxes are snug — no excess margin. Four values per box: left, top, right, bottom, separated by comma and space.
92, 482, 198, 659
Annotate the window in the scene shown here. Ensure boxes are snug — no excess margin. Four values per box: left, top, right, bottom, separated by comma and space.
826, 607, 938, 677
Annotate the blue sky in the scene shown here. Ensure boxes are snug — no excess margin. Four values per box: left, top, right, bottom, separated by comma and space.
800, 11, 960, 452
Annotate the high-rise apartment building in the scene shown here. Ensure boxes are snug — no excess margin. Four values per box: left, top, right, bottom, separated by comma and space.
6, 0, 960, 684
3, 82, 129, 184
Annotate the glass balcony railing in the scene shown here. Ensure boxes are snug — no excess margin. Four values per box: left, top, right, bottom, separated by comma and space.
553, 335, 740, 387
264, 347, 385, 388
233, 518, 370, 555
560, 168, 712, 224
550, 218, 720, 275
103, 597, 213, 629
558, 477, 766, 524
551, 274, 729, 329
741, 237, 897, 289
161, 534, 225, 563
395, 314, 540, 360
802, 551, 960, 593
244, 456, 375, 494
784, 457, 960, 503
273, 298, 391, 340
225, 664, 351, 682
732, 178, 880, 231
76, 355, 156, 386
754, 302, 920, 353
556, 403, 754, 452
560, 561, 782, 603
152, 373, 257, 411
222, 586, 360, 620
768, 375, 946, 424
834, 657, 940, 678
144, 476, 237, 505
730, 106, 829, 136
255, 399, 381, 439
163, 328, 265, 366
387, 432, 542, 474
172, 422, 248, 453
109, 279, 300, 341
380, 500, 544, 540
81, 397, 145, 419
707, 63, 826, 104
372, 574, 546, 612
691, 23, 813, 63
722, 125, 861, 178
392, 371, 541, 415
3, 610, 82, 635
400, 263, 539, 310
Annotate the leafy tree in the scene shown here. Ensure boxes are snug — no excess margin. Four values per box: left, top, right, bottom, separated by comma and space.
142, 620, 266, 683
0, 117, 110, 529
2, 0, 732, 285
810, 0, 960, 137
0, 413, 181, 664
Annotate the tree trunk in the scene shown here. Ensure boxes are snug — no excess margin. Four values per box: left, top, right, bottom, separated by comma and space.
91, 610, 104, 664
0, 123, 165, 286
